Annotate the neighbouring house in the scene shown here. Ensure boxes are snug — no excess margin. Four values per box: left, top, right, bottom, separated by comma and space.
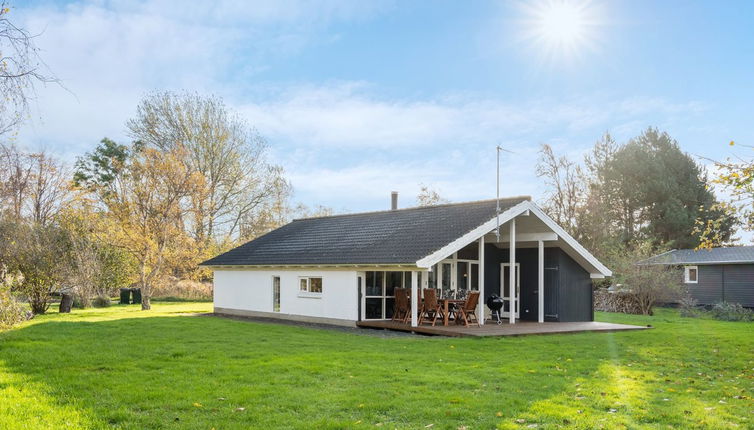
641, 247, 754, 308
200, 194, 612, 327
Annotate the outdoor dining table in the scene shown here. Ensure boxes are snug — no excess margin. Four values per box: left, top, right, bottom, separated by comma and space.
438, 298, 466, 326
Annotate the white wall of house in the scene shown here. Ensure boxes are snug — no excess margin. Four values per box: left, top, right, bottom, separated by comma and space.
213, 269, 359, 323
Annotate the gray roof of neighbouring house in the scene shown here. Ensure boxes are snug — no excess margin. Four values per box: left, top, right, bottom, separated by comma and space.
201, 196, 530, 266
641, 246, 754, 266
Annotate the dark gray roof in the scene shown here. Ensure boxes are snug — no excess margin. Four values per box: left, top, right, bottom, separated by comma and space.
201, 197, 529, 266
642, 246, 754, 265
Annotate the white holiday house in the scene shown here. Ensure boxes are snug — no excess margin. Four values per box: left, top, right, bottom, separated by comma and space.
201, 195, 611, 327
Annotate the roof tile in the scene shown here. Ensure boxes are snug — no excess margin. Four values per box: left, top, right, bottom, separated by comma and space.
642, 246, 754, 265
201, 197, 529, 266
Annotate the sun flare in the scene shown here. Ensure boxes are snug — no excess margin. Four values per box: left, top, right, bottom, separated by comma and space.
519, 0, 600, 62
538, 2, 586, 46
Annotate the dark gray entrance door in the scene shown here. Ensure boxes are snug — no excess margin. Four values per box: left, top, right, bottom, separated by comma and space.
544, 267, 559, 321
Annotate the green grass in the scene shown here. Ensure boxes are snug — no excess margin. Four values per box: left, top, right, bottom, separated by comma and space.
0, 303, 752, 429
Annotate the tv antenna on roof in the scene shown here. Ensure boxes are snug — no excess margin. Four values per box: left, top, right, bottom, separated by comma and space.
496, 145, 515, 242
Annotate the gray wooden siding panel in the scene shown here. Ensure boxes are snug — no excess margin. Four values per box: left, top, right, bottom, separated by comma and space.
558, 249, 593, 322
688, 265, 723, 305
721, 264, 754, 307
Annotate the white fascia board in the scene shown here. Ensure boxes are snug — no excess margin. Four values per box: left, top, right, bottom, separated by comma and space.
525, 202, 612, 277
415, 201, 531, 268
415, 200, 613, 278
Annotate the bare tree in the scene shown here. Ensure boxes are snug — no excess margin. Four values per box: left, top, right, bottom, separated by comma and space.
0, 143, 71, 224
238, 169, 293, 240
0, 142, 33, 218
126, 92, 285, 248
27, 151, 71, 225
0, 3, 59, 136
536, 144, 586, 237
63, 232, 102, 308
416, 184, 448, 207
292, 202, 334, 219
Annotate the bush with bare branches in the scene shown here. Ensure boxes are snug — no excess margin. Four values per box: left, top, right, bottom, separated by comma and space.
152, 277, 213, 301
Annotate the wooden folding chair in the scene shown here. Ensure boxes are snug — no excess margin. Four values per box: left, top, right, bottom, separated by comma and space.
392, 288, 410, 323
418, 288, 444, 326
452, 291, 481, 327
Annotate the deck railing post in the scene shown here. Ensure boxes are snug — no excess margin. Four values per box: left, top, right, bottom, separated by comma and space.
538, 239, 544, 323
411, 269, 418, 327
509, 218, 516, 324
479, 235, 485, 325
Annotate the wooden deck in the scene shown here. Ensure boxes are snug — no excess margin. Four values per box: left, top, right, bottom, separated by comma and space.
356, 320, 649, 337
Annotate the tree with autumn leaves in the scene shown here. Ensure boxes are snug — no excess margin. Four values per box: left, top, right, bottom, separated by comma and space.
76, 142, 203, 310
73, 92, 291, 310
695, 141, 754, 249
0, 91, 300, 315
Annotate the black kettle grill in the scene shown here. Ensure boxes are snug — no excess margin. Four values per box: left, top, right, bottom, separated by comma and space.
486, 295, 504, 325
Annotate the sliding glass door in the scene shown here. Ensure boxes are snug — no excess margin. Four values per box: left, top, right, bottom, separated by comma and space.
363, 271, 422, 320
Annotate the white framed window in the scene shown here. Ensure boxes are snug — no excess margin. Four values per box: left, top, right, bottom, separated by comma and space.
298, 277, 323, 296
684, 266, 698, 284
272, 276, 281, 312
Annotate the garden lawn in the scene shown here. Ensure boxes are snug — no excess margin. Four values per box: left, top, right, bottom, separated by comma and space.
0, 302, 752, 430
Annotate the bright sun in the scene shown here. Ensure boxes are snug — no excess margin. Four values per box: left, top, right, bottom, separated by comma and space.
520, 0, 599, 61
538, 2, 585, 46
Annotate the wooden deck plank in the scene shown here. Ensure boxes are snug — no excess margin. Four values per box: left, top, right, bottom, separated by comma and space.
355, 320, 649, 337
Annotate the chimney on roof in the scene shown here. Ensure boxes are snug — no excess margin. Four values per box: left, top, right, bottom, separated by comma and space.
391, 191, 398, 210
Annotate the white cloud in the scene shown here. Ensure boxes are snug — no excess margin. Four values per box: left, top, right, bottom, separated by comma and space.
238, 84, 708, 152
12, 0, 390, 156
9, 0, 715, 217
237, 83, 710, 213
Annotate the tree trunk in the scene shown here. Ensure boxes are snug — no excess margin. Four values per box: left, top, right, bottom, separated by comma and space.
138, 257, 150, 311
59, 294, 73, 313
141, 295, 151, 310
29, 287, 50, 314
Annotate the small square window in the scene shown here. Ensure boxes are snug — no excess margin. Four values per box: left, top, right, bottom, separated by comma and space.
298, 277, 323, 295
684, 266, 698, 284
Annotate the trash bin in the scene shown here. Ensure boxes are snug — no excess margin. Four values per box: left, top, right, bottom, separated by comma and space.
119, 288, 131, 304
131, 288, 142, 305
59, 293, 73, 313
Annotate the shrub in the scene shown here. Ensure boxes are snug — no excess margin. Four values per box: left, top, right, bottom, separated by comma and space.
152, 278, 213, 301
678, 292, 699, 318
72, 295, 84, 308
92, 295, 112, 308
607, 244, 683, 315
0, 284, 28, 330
710, 302, 753, 322
4, 223, 69, 314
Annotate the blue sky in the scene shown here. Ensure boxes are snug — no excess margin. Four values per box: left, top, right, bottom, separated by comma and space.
13, 0, 754, 219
